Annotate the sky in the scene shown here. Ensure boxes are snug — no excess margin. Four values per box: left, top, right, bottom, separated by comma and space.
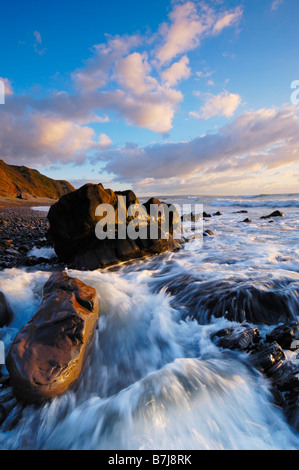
0, 0, 299, 196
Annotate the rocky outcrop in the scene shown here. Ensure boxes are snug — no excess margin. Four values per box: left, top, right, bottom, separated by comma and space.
0, 292, 14, 327
48, 184, 181, 270
260, 210, 284, 219
6, 272, 99, 404
212, 322, 299, 431
0, 159, 74, 199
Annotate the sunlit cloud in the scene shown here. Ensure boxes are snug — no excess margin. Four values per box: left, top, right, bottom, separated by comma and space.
91, 105, 299, 194
156, 2, 242, 64
190, 90, 242, 119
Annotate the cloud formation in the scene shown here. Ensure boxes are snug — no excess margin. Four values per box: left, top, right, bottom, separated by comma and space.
93, 106, 299, 194
0, 2, 244, 166
190, 90, 242, 119
156, 2, 242, 65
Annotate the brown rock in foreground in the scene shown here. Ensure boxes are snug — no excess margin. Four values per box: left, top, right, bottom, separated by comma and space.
48, 183, 181, 270
6, 272, 99, 404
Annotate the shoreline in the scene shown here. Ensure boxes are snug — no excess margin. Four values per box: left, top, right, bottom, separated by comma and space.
0, 196, 56, 209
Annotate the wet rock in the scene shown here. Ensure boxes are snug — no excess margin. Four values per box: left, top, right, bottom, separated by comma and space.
234, 210, 248, 214
0, 291, 14, 327
265, 323, 299, 350
48, 184, 181, 270
213, 211, 222, 216
203, 229, 214, 237
243, 218, 252, 223
203, 212, 212, 218
260, 210, 284, 219
6, 272, 100, 404
249, 341, 286, 374
211, 324, 260, 351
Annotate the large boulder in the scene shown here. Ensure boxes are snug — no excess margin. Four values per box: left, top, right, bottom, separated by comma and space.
47, 184, 181, 270
6, 272, 99, 404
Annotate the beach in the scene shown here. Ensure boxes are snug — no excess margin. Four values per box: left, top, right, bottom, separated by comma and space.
0, 193, 298, 449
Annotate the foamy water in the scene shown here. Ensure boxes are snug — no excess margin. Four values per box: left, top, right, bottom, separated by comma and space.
0, 193, 298, 449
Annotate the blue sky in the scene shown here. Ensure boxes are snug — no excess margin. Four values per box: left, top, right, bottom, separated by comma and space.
1, 0, 299, 195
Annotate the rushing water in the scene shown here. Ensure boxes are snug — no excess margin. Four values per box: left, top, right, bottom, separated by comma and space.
0, 193, 299, 449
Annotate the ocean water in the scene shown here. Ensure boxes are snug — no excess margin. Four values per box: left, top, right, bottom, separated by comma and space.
0, 193, 298, 450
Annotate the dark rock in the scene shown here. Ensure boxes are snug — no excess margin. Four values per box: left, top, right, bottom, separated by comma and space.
265, 323, 299, 350
243, 218, 252, 223
234, 210, 248, 214
261, 210, 284, 219
213, 211, 222, 216
0, 291, 14, 327
48, 184, 181, 270
203, 212, 212, 218
6, 272, 100, 404
211, 324, 260, 351
203, 229, 214, 237
249, 341, 286, 374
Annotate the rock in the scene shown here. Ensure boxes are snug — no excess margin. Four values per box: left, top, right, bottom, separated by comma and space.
213, 211, 222, 216
261, 210, 284, 219
0, 292, 14, 327
48, 184, 181, 270
211, 324, 260, 351
243, 218, 252, 223
181, 212, 196, 222
249, 341, 286, 374
6, 272, 100, 404
234, 210, 248, 214
203, 212, 212, 218
203, 229, 214, 237
4, 240, 13, 246
265, 323, 299, 350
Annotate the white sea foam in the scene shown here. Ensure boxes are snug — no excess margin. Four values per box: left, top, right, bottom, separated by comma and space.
28, 246, 56, 259
0, 195, 298, 449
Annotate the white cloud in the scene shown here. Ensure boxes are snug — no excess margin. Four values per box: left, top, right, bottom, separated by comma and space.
0, 77, 13, 96
0, 111, 99, 166
34, 31, 42, 44
271, 0, 284, 11
116, 52, 158, 95
191, 90, 242, 120
161, 55, 191, 87
94, 106, 299, 190
156, 2, 243, 65
98, 133, 112, 149
212, 6, 243, 34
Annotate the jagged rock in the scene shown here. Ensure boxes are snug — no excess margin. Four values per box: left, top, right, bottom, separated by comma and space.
266, 323, 299, 350
243, 218, 252, 223
249, 341, 286, 374
6, 272, 100, 404
48, 184, 181, 270
203, 212, 212, 218
211, 324, 260, 351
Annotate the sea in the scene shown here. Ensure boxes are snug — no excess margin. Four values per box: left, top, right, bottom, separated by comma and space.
0, 193, 299, 450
